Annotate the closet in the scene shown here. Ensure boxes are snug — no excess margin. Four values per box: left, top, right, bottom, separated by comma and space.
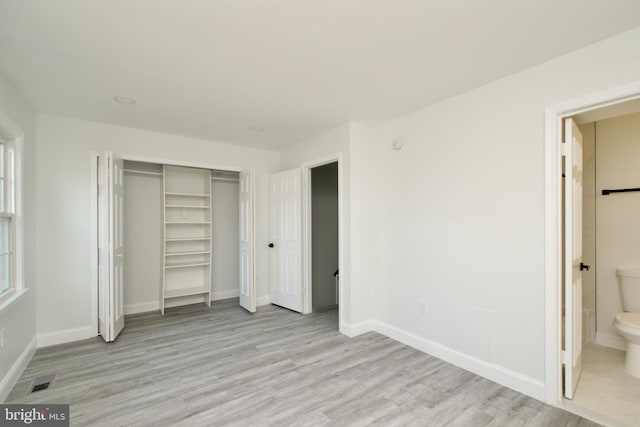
122, 160, 240, 315
162, 165, 212, 314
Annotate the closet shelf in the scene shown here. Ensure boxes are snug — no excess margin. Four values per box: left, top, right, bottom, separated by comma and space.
165, 237, 210, 242
165, 204, 210, 209
165, 221, 211, 225
165, 192, 210, 198
165, 251, 211, 257
162, 164, 212, 315
165, 262, 211, 269
164, 286, 211, 299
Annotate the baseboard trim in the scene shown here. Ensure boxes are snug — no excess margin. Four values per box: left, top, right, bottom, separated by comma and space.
256, 295, 271, 307
37, 326, 95, 348
0, 336, 37, 402
583, 308, 596, 344
595, 331, 626, 351
340, 320, 374, 337
124, 290, 250, 315
211, 289, 239, 301
372, 320, 546, 402
124, 301, 159, 315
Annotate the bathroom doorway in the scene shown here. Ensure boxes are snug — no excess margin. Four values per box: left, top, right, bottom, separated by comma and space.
555, 95, 640, 424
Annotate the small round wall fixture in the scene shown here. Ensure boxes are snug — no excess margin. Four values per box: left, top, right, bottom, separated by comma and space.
392, 137, 404, 150
113, 96, 136, 105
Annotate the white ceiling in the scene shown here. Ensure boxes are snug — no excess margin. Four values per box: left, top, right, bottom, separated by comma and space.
1, 1, 640, 150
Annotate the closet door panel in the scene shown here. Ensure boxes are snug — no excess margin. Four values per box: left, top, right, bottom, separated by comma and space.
239, 170, 255, 313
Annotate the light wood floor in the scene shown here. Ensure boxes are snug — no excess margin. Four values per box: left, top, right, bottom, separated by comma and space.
8, 300, 598, 426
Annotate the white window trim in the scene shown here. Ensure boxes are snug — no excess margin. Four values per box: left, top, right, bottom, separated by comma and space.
0, 110, 26, 315
0, 287, 28, 313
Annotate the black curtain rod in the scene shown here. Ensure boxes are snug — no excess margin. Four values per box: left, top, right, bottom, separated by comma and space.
602, 188, 640, 196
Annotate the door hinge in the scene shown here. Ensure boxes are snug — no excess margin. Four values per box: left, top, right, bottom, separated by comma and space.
561, 142, 568, 156
561, 350, 567, 364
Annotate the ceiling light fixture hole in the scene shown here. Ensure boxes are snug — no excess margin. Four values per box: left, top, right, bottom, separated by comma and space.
113, 96, 136, 105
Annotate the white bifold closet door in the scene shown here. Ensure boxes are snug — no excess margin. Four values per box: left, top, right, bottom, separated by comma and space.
98, 151, 125, 342
239, 170, 255, 313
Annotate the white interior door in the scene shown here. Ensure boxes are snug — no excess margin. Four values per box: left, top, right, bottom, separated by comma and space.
269, 168, 303, 312
98, 152, 125, 342
563, 118, 584, 399
239, 170, 255, 313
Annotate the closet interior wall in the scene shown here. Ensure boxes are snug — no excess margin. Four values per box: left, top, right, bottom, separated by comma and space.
123, 160, 239, 314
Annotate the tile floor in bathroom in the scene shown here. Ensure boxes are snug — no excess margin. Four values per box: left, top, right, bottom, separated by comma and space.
569, 343, 640, 426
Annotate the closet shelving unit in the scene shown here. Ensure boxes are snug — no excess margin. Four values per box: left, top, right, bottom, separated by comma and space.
161, 165, 212, 314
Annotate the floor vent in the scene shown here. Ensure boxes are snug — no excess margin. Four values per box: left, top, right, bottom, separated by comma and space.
28, 374, 56, 394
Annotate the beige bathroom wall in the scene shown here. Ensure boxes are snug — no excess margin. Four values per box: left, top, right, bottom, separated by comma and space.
580, 122, 596, 344
596, 112, 640, 348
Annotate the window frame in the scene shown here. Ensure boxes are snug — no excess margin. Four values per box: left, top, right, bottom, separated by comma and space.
0, 140, 15, 297
0, 112, 25, 314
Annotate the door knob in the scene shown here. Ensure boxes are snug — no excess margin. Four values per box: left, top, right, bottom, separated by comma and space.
580, 262, 590, 271
268, 243, 274, 248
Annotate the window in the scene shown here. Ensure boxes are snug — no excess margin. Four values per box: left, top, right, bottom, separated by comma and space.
0, 140, 15, 298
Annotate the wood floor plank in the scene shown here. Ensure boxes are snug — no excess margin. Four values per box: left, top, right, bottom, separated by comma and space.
7, 300, 598, 426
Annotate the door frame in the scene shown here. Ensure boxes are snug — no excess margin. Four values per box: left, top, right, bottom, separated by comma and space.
544, 81, 640, 404
300, 153, 344, 323
89, 152, 246, 336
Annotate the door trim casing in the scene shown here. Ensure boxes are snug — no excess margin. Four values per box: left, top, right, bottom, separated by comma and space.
300, 154, 343, 326
544, 81, 640, 405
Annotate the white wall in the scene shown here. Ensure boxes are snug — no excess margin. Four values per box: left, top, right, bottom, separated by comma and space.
348, 122, 377, 327
0, 71, 37, 400
596, 112, 640, 344
35, 115, 278, 342
123, 166, 162, 314
373, 26, 640, 397
580, 122, 596, 344
311, 163, 338, 310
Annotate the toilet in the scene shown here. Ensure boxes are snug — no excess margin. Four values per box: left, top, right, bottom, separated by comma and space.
614, 267, 640, 377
